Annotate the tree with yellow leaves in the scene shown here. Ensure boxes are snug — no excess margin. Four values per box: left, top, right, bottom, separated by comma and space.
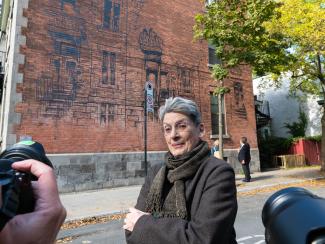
265, 0, 325, 169
195, 0, 325, 168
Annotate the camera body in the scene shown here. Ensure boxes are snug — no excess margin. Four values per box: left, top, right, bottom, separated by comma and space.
0, 141, 52, 231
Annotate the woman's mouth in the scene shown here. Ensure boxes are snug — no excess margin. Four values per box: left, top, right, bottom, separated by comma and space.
172, 143, 184, 148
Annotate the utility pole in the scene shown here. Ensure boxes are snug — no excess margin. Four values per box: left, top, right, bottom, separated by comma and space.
144, 82, 153, 176
144, 88, 147, 176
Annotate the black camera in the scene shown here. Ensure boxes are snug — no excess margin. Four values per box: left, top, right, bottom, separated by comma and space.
262, 187, 325, 244
0, 140, 52, 231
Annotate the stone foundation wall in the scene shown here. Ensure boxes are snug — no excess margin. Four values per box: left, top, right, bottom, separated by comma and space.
50, 148, 260, 193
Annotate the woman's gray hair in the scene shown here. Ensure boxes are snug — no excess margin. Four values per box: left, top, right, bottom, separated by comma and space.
159, 97, 201, 125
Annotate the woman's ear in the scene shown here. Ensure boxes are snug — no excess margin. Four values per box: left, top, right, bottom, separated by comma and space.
199, 123, 205, 137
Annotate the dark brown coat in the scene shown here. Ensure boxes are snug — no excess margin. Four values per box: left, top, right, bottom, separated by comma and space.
125, 156, 238, 244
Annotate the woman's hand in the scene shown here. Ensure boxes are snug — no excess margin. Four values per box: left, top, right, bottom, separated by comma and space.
123, 207, 150, 232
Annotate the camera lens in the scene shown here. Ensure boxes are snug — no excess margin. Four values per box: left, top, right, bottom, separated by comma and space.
262, 187, 325, 244
262, 187, 314, 227
0, 141, 52, 168
0, 140, 53, 231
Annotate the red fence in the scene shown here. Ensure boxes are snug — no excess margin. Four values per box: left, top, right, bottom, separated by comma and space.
289, 138, 321, 165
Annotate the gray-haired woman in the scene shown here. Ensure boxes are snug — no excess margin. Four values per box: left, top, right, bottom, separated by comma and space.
124, 97, 238, 244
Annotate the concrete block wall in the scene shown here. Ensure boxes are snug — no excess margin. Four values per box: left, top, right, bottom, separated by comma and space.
225, 148, 260, 174
50, 149, 259, 193
49, 151, 166, 193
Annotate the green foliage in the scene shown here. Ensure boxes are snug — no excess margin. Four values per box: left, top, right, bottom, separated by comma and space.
213, 86, 231, 95
264, 0, 325, 94
285, 135, 321, 145
211, 64, 228, 81
194, 0, 294, 79
283, 109, 308, 137
283, 136, 301, 148
258, 133, 321, 168
194, 0, 325, 165
258, 136, 291, 168
305, 135, 322, 142
194, 0, 324, 92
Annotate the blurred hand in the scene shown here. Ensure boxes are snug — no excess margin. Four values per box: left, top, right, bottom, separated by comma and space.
123, 207, 149, 232
0, 159, 66, 244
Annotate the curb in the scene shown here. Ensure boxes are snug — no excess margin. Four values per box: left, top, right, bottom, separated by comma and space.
64, 210, 129, 223
237, 176, 325, 193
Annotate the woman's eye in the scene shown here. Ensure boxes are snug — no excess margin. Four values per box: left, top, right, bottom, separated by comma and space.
178, 124, 187, 129
164, 127, 171, 133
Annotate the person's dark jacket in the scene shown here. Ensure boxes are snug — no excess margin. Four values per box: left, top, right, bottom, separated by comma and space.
125, 156, 238, 244
238, 143, 251, 164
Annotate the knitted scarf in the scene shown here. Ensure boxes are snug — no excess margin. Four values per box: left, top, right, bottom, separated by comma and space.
145, 140, 210, 219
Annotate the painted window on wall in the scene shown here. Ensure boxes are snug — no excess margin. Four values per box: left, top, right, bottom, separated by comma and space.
210, 93, 227, 135
102, 51, 116, 85
100, 103, 115, 125
103, 0, 120, 32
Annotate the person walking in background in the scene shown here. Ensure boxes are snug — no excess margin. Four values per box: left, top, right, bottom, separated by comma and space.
211, 139, 221, 159
238, 136, 251, 182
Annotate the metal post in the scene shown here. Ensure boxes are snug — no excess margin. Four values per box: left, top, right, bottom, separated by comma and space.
144, 88, 148, 176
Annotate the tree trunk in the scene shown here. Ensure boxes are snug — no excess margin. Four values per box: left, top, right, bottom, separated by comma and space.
321, 104, 325, 170
218, 92, 223, 159
317, 54, 324, 170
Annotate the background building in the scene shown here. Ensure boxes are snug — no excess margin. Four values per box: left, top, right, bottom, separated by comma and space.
253, 76, 322, 138
0, 0, 259, 192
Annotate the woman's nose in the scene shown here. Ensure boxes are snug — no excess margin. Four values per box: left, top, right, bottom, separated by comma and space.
170, 127, 180, 138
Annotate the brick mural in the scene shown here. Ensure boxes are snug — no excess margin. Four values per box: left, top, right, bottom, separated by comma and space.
16, 0, 257, 154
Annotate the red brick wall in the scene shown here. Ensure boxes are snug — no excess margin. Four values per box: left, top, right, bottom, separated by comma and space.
224, 66, 257, 149
16, 0, 257, 153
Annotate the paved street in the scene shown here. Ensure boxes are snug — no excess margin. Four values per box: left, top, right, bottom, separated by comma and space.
235, 193, 267, 244
58, 191, 270, 244
57, 181, 325, 244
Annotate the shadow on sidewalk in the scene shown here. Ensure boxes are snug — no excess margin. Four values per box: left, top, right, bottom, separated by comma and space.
250, 175, 274, 181
260, 167, 282, 172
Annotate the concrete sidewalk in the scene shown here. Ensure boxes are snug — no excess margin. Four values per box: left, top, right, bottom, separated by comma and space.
60, 166, 325, 222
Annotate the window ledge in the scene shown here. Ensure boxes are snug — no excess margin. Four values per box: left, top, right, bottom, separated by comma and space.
210, 134, 231, 139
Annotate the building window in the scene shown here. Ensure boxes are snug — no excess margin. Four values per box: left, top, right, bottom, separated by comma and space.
103, 0, 120, 32
208, 45, 221, 67
102, 51, 116, 85
210, 93, 226, 135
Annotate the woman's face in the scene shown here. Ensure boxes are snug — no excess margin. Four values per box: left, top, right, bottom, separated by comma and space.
162, 112, 204, 157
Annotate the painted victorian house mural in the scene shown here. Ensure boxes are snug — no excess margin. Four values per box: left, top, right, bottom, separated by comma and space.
0, 0, 258, 192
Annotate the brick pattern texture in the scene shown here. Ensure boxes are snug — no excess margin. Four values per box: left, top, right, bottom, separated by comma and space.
16, 0, 257, 153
